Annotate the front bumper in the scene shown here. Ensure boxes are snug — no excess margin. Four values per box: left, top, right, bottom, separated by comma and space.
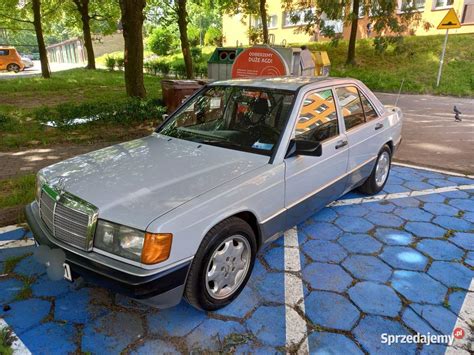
25, 203, 190, 303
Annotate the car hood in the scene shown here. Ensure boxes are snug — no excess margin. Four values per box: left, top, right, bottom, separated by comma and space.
40, 133, 269, 229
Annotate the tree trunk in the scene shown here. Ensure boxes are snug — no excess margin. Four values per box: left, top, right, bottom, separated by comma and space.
75, 0, 96, 69
346, 0, 359, 65
119, 0, 146, 98
177, 0, 193, 79
32, 0, 50, 78
259, 0, 269, 44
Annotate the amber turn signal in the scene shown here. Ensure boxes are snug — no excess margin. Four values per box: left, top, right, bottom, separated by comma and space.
141, 233, 173, 265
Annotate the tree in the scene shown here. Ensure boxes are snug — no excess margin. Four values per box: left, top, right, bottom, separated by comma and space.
176, 0, 193, 78
346, 0, 359, 65
147, 26, 174, 55
71, 0, 95, 69
119, 0, 146, 98
259, 0, 269, 44
0, 0, 51, 78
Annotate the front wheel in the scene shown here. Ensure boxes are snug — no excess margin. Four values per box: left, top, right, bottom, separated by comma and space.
184, 217, 257, 311
6, 63, 20, 72
358, 145, 392, 195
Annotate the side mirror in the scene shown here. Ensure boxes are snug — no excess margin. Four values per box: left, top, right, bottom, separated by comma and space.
286, 139, 322, 158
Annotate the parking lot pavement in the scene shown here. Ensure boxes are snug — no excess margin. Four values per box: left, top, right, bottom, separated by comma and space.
0, 165, 473, 354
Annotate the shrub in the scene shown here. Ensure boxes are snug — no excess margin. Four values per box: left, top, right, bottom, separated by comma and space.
105, 56, 116, 71
0, 113, 14, 131
116, 57, 125, 70
191, 47, 202, 62
148, 26, 175, 56
187, 25, 201, 47
204, 27, 222, 46
194, 62, 208, 77
172, 61, 187, 77
156, 61, 171, 75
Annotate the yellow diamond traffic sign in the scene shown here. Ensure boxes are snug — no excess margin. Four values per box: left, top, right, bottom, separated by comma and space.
437, 8, 462, 29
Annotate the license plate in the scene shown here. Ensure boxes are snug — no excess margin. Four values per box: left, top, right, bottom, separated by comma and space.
63, 263, 72, 282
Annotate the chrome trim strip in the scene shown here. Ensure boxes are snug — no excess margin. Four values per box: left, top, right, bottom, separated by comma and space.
260, 156, 377, 224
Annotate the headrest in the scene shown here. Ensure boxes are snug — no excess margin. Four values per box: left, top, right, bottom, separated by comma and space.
251, 98, 269, 115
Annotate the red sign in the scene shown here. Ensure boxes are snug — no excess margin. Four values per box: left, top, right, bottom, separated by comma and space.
231, 47, 288, 79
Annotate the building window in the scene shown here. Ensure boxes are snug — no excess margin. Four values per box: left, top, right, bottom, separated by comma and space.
399, 0, 426, 11
252, 15, 278, 29
462, 1, 474, 23
268, 15, 278, 29
282, 9, 313, 27
433, 0, 454, 9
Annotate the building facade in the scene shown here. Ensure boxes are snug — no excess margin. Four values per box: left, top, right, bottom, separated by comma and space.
222, 0, 474, 46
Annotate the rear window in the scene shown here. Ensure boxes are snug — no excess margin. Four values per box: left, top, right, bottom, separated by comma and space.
0, 49, 10, 56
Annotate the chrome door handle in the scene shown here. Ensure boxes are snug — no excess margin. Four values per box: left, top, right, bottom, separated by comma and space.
375, 123, 384, 130
335, 140, 348, 149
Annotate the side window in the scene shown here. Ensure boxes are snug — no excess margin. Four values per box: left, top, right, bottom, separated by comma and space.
0, 49, 9, 56
359, 92, 379, 121
336, 86, 365, 130
295, 89, 339, 142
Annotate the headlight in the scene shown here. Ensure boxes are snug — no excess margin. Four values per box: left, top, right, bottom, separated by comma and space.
36, 174, 46, 202
94, 220, 172, 264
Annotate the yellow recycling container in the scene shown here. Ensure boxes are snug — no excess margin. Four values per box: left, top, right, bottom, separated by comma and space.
312, 51, 331, 76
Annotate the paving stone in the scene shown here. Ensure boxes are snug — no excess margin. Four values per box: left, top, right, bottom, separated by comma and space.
348, 281, 401, 316
246, 305, 285, 348
353, 315, 416, 355
440, 190, 470, 199
254, 271, 285, 304
235, 343, 279, 354
402, 307, 438, 335
405, 222, 446, 238
366, 212, 405, 228
428, 261, 474, 290
82, 312, 144, 353
427, 178, 456, 188
338, 233, 382, 254
365, 201, 396, 213
447, 176, 474, 185
2, 299, 51, 334
395, 207, 433, 222
386, 176, 405, 185
305, 291, 360, 331
55, 288, 108, 324
449, 232, 474, 250
131, 339, 179, 354
420, 344, 448, 355
374, 228, 414, 246
448, 198, 474, 212
0, 278, 23, 305
302, 262, 352, 293
263, 245, 284, 271
307, 331, 363, 355
0, 244, 35, 262
187, 318, 247, 352
14, 255, 46, 277
380, 246, 428, 271
416, 240, 464, 261
415, 193, 446, 203
147, 301, 206, 337
391, 197, 421, 208
466, 251, 474, 267
432, 216, 472, 232
383, 184, 410, 193
301, 222, 343, 241
464, 212, 474, 223
448, 291, 467, 315
216, 285, 260, 319
20, 322, 76, 354
334, 216, 374, 233
391, 270, 447, 304
0, 228, 25, 241
332, 204, 370, 217
312, 208, 338, 223
404, 181, 434, 190
422, 203, 459, 217
342, 255, 392, 282
32, 275, 72, 298
411, 304, 458, 335
302, 240, 347, 263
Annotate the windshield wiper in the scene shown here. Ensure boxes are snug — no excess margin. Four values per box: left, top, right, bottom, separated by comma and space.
197, 139, 242, 150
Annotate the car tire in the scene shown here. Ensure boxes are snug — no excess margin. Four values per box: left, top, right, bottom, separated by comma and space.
358, 144, 392, 195
184, 217, 257, 311
6, 63, 20, 73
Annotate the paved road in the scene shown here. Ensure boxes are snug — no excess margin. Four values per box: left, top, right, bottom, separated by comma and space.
377, 93, 474, 174
1, 165, 473, 354
0, 61, 83, 79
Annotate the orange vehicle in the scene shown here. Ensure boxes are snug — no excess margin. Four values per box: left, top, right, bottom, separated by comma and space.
0, 47, 25, 72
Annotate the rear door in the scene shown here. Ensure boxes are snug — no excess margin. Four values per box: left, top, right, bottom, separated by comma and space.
334, 85, 386, 191
0, 49, 8, 70
284, 87, 349, 227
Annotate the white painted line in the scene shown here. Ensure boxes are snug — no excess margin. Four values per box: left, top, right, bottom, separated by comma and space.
0, 225, 23, 234
393, 162, 474, 179
0, 319, 31, 355
284, 227, 309, 352
330, 184, 474, 207
445, 279, 474, 354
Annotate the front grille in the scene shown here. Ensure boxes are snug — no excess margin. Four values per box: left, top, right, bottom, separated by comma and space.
39, 186, 98, 251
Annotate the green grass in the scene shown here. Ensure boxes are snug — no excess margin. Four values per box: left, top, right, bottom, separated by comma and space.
0, 327, 14, 355
3, 255, 28, 274
0, 175, 36, 209
296, 33, 474, 97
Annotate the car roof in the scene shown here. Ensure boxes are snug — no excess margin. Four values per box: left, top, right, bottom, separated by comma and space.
208, 76, 358, 91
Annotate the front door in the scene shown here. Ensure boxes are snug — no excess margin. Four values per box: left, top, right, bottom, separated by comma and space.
284, 88, 349, 228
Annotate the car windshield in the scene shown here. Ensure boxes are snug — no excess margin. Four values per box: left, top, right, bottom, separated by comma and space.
158, 85, 295, 156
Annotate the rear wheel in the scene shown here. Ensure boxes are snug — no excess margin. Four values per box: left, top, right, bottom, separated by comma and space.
184, 217, 257, 311
358, 144, 392, 195
6, 63, 20, 72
